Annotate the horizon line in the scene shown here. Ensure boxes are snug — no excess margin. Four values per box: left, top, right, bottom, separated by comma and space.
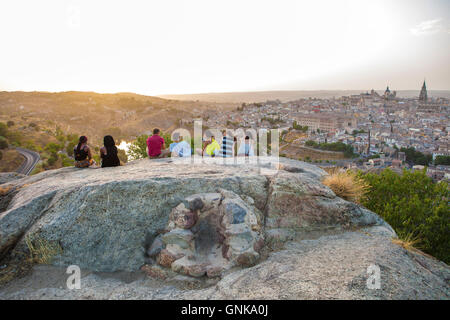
1, 88, 450, 98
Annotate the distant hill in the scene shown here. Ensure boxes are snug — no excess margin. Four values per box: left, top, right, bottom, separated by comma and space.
158, 90, 450, 103
0, 90, 235, 145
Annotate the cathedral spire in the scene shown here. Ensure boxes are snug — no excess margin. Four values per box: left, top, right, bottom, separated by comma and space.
419, 79, 427, 102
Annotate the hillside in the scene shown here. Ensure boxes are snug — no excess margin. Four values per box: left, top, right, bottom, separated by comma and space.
0, 91, 238, 173
0, 91, 237, 148
0, 158, 448, 299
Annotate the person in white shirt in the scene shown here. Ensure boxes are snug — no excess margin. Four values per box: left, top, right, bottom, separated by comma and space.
171, 135, 191, 157
237, 136, 255, 157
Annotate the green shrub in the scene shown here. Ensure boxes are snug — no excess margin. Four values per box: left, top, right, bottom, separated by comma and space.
400, 147, 432, 166
60, 154, 74, 167
6, 130, 23, 146
0, 136, 8, 149
359, 168, 449, 263
292, 121, 308, 132
45, 142, 62, 154
0, 123, 7, 136
46, 152, 59, 166
435, 155, 450, 166
128, 134, 148, 160
66, 141, 77, 157
305, 140, 356, 157
24, 140, 38, 151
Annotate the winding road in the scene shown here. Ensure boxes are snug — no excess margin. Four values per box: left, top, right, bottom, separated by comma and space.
15, 147, 40, 175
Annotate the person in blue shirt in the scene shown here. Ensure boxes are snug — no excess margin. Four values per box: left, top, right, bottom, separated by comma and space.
237, 136, 255, 157
171, 135, 191, 157
169, 141, 178, 152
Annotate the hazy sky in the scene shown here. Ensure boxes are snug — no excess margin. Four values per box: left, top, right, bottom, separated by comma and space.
1, 0, 449, 95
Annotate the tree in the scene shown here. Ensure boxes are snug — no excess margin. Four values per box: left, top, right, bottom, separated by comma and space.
128, 134, 148, 160
293, 121, 308, 132
45, 142, 62, 154
400, 147, 432, 166
359, 168, 449, 263
435, 155, 450, 166
46, 152, 59, 166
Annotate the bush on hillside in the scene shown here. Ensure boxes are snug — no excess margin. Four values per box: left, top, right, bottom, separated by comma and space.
359, 168, 449, 263
128, 134, 148, 160
45, 142, 62, 154
0, 136, 8, 149
0, 123, 7, 136
46, 152, 59, 166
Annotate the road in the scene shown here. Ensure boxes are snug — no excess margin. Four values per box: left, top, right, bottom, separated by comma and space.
15, 147, 40, 175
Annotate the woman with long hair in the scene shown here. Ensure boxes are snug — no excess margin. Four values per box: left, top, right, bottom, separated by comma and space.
74, 136, 93, 168
100, 135, 121, 167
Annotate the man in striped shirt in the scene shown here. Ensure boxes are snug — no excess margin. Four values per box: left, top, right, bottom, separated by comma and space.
221, 130, 234, 158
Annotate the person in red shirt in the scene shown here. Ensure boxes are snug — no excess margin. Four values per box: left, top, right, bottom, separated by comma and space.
147, 128, 170, 158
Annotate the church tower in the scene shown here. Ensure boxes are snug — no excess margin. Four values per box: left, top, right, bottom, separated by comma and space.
419, 80, 427, 102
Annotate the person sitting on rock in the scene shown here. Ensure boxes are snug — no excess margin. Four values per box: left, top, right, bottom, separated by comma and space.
205, 135, 220, 157
171, 134, 191, 157
74, 136, 94, 168
147, 128, 170, 159
221, 130, 234, 158
195, 138, 208, 156
100, 135, 121, 168
237, 136, 255, 157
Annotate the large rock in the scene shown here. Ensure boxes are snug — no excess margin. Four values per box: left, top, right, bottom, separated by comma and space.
1, 157, 391, 273
0, 173, 25, 185
0, 226, 448, 300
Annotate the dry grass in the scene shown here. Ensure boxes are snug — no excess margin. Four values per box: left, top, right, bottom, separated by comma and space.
0, 186, 12, 196
25, 235, 62, 264
391, 233, 432, 258
322, 169, 369, 203
0, 149, 25, 173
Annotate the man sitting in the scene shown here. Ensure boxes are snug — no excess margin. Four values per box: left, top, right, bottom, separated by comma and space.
237, 135, 255, 156
221, 130, 234, 158
147, 128, 170, 159
171, 134, 191, 157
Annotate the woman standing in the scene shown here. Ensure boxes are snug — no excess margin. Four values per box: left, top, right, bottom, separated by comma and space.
100, 135, 121, 167
74, 136, 94, 168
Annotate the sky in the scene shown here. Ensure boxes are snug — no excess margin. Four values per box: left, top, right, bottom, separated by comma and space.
0, 0, 449, 95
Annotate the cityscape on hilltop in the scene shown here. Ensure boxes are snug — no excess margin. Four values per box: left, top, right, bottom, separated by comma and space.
197, 81, 449, 182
